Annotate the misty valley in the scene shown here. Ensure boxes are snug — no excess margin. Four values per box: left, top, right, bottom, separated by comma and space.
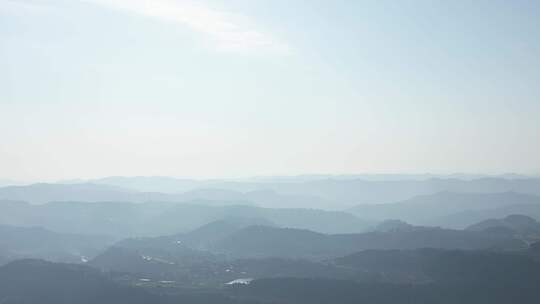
1, 176, 540, 303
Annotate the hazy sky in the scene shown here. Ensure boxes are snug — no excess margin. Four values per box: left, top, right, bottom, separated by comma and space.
1, 0, 539, 181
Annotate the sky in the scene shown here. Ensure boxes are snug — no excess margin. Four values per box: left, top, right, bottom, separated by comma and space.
1, 0, 539, 181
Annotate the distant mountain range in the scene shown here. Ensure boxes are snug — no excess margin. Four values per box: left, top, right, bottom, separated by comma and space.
349, 191, 540, 228
3, 176, 540, 209
0, 200, 369, 237
4, 188, 540, 234
0, 183, 332, 209
466, 214, 540, 235
213, 225, 525, 258
88, 176, 540, 206
1, 216, 539, 304
91, 219, 525, 267
432, 203, 540, 229
86, 174, 540, 191
0, 225, 114, 265
3, 176, 540, 304
0, 183, 248, 205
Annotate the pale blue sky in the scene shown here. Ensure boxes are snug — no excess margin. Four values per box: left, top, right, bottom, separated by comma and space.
1, 0, 539, 181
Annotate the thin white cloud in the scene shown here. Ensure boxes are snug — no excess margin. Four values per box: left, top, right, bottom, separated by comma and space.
87, 0, 290, 54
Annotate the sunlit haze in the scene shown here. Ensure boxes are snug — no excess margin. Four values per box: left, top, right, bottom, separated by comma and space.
1, 0, 539, 181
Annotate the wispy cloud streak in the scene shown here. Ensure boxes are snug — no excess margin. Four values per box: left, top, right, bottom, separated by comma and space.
87, 0, 290, 54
